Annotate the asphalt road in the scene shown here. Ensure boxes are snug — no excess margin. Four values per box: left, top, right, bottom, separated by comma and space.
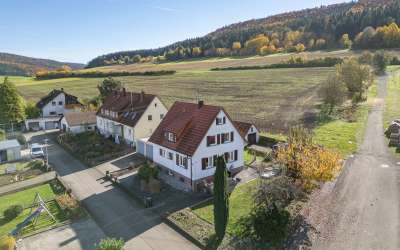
311, 74, 400, 249
27, 132, 198, 250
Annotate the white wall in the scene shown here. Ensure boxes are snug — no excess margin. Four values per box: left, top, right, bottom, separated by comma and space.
151, 110, 244, 181
42, 93, 66, 117
133, 97, 168, 141
61, 117, 95, 134
192, 110, 244, 180
245, 125, 260, 143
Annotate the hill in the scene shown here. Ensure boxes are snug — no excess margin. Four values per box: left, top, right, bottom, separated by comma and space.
0, 53, 84, 76
87, 0, 400, 68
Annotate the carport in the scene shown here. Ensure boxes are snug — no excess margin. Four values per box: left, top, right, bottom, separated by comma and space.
0, 139, 21, 163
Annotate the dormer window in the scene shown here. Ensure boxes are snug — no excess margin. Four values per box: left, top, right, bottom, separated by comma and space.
216, 116, 226, 125
164, 132, 176, 143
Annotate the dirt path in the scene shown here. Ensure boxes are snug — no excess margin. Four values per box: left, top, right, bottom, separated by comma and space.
299, 74, 400, 250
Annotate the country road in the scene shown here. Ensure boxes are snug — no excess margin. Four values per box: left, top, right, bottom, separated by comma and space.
308, 74, 400, 249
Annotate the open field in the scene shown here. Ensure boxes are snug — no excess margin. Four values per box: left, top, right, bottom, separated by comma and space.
81, 49, 400, 73
4, 67, 333, 132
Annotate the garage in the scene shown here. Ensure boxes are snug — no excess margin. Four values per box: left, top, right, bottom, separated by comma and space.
0, 139, 21, 163
137, 138, 153, 161
27, 121, 40, 131
247, 133, 258, 145
45, 121, 58, 130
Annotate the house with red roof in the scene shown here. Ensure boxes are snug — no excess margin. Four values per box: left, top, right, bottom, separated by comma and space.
96, 89, 167, 147
142, 101, 245, 192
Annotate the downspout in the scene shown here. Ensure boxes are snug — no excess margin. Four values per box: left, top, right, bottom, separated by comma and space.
190, 156, 193, 191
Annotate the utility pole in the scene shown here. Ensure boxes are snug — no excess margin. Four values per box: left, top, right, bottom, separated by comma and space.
44, 138, 49, 168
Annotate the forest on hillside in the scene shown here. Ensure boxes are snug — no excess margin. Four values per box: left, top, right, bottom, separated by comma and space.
87, 0, 400, 68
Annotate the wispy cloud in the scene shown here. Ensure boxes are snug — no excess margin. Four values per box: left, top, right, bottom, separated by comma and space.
148, 5, 181, 13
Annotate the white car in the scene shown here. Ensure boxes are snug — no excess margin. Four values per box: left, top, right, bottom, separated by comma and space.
30, 143, 45, 158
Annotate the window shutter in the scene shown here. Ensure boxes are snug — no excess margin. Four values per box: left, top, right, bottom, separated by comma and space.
202, 158, 206, 170
224, 152, 229, 162
213, 155, 217, 167
217, 134, 221, 144
234, 150, 238, 161
207, 136, 211, 146
231, 131, 234, 142
223, 117, 226, 124
176, 154, 179, 165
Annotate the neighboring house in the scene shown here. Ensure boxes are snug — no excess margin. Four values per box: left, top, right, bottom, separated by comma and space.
25, 88, 82, 131
60, 111, 97, 134
140, 101, 245, 192
234, 121, 260, 145
96, 89, 167, 147
0, 139, 21, 163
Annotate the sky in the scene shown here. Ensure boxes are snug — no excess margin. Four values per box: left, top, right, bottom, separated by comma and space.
1, 0, 346, 64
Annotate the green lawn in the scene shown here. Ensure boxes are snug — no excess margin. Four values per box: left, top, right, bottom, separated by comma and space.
0, 183, 68, 237
0, 183, 57, 214
383, 67, 400, 128
192, 179, 258, 234
0, 160, 42, 175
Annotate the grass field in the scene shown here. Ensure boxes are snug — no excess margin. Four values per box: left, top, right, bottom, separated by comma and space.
192, 179, 258, 234
0, 183, 68, 237
3, 67, 333, 132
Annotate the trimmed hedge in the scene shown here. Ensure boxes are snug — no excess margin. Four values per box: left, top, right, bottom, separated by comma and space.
35, 70, 176, 80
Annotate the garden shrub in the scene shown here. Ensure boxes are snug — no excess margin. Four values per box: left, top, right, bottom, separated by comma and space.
137, 163, 159, 183
3, 205, 23, 221
95, 237, 125, 250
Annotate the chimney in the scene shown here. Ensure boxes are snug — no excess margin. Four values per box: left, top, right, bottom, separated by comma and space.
198, 100, 204, 109
122, 88, 126, 96
140, 91, 145, 102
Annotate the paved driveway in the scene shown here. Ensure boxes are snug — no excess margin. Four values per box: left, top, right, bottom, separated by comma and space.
308, 75, 400, 250
27, 133, 198, 250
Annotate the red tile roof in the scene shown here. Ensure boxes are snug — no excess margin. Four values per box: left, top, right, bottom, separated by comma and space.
97, 90, 156, 128
233, 121, 254, 138
149, 101, 232, 156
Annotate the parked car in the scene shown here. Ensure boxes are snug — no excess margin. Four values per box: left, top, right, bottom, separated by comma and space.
30, 143, 44, 158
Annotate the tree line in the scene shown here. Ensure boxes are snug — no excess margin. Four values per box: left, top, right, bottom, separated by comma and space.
86, 0, 400, 68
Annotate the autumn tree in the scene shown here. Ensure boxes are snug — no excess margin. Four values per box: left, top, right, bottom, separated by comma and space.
245, 35, 269, 54
340, 34, 352, 49
132, 55, 141, 63
97, 77, 122, 102
276, 126, 342, 183
373, 50, 389, 74
191, 47, 202, 57
231, 42, 241, 51
295, 43, 306, 52
336, 58, 374, 103
213, 156, 229, 241
315, 38, 326, 49
0, 77, 25, 124
319, 74, 347, 114
260, 45, 276, 55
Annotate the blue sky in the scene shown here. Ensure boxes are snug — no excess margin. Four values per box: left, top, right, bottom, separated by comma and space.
2, 0, 345, 63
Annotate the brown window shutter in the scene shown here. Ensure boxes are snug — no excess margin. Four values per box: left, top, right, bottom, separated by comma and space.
213, 155, 217, 167
224, 152, 229, 162
231, 131, 234, 142
234, 150, 238, 161
176, 154, 179, 165
223, 117, 226, 124
217, 134, 221, 144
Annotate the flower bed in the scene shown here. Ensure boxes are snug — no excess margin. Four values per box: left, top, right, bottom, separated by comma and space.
57, 131, 133, 166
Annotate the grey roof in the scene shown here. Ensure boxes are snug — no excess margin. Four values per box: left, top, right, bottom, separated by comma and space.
0, 139, 21, 151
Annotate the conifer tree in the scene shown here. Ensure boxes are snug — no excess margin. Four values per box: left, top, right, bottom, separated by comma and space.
213, 155, 229, 240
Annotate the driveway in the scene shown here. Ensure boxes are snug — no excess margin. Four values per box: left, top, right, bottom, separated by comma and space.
305, 74, 400, 249
27, 132, 199, 250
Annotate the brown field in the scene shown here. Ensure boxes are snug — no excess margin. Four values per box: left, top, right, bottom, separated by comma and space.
9, 67, 334, 132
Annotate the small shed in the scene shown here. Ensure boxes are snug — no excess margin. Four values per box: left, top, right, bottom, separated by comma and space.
0, 139, 21, 163
234, 121, 260, 145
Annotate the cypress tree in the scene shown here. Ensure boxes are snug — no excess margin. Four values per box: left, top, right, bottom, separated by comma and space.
213, 155, 229, 240
0, 77, 25, 124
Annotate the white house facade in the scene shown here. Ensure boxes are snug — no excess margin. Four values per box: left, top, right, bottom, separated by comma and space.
144, 101, 244, 192
25, 88, 81, 131
96, 90, 167, 147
